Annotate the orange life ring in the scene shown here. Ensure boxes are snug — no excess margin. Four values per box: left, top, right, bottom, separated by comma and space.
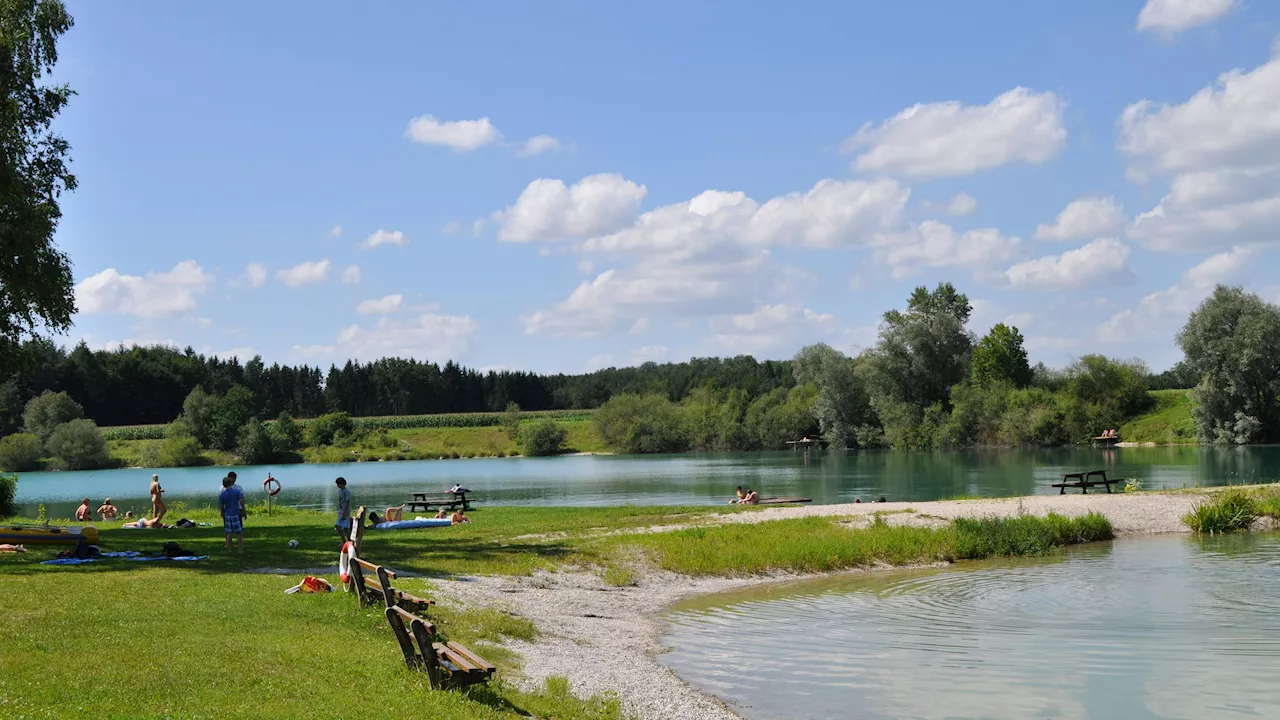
263, 477, 281, 497
339, 541, 355, 588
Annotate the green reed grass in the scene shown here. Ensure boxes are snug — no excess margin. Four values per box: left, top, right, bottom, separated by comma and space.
1183, 488, 1260, 533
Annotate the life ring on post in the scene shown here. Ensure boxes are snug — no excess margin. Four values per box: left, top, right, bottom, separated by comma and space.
339, 541, 355, 589
263, 477, 281, 497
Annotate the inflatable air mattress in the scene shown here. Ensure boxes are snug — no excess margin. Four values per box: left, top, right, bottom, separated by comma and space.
374, 518, 452, 530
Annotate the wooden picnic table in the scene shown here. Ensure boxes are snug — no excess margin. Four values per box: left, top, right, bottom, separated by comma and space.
407, 491, 472, 513
1051, 470, 1124, 494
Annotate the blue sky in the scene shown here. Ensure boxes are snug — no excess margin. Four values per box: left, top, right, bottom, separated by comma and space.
52, 0, 1280, 373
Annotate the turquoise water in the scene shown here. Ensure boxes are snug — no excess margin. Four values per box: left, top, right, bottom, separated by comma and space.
661, 533, 1280, 720
13, 445, 1280, 519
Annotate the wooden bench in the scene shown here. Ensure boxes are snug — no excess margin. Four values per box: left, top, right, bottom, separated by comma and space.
349, 557, 435, 613
407, 491, 471, 514
384, 606, 496, 690
1051, 470, 1124, 494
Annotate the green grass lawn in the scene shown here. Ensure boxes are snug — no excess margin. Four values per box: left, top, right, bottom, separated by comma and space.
106, 420, 606, 468
1121, 389, 1198, 444
1, 501, 1117, 718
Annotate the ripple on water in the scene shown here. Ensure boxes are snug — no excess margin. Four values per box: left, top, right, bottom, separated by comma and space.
661, 534, 1280, 720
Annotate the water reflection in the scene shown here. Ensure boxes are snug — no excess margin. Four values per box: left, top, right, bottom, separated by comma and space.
662, 534, 1280, 720
15, 445, 1280, 519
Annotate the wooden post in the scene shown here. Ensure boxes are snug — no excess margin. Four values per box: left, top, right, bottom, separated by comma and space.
410, 617, 443, 689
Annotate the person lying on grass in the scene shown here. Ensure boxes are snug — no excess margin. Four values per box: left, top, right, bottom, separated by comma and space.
97, 498, 118, 520
450, 509, 470, 524
434, 508, 449, 519
123, 517, 167, 529
220, 475, 246, 554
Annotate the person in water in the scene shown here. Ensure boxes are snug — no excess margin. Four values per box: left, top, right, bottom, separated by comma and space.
74, 498, 92, 522
97, 498, 119, 520
149, 474, 167, 522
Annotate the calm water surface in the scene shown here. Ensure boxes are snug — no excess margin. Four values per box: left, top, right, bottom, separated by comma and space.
661, 533, 1280, 720
14, 445, 1280, 518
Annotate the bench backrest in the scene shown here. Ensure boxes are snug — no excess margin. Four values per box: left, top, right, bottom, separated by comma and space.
384, 605, 442, 688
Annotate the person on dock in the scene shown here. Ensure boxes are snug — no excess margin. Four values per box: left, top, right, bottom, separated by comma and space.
335, 477, 352, 544
741, 489, 760, 505
219, 475, 246, 554
149, 474, 167, 522
730, 486, 747, 504
74, 498, 92, 522
97, 498, 118, 520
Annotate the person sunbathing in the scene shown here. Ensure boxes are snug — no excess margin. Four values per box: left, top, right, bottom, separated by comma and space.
434, 509, 449, 519
97, 499, 119, 520
124, 517, 167, 529
450, 509, 471, 524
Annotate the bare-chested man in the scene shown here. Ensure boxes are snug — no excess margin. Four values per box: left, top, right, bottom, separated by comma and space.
149, 474, 167, 522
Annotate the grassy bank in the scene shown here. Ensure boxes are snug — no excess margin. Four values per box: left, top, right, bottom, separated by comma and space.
105, 420, 606, 468
1182, 487, 1280, 533
1120, 389, 1197, 444
2, 501, 1118, 717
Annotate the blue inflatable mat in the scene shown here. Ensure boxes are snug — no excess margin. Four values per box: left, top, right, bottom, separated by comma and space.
374, 518, 452, 530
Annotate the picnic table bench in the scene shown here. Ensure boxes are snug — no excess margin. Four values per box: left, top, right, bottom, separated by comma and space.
1051, 470, 1124, 494
407, 491, 471, 513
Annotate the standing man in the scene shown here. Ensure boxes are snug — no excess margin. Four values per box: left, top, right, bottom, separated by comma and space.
149, 474, 167, 522
334, 476, 352, 545
219, 475, 246, 554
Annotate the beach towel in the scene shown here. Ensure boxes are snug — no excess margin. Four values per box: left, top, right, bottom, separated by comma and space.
126, 555, 209, 562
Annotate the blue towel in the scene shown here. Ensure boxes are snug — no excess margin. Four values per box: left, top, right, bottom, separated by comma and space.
125, 555, 209, 562
40, 557, 97, 565
101, 551, 141, 558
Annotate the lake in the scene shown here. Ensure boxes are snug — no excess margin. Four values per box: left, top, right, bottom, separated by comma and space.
661, 532, 1280, 720
13, 445, 1280, 519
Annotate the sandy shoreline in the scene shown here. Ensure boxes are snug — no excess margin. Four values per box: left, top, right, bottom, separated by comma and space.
431, 491, 1228, 720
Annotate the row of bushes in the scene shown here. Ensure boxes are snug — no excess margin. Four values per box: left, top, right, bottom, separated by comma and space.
100, 409, 594, 441
0, 392, 110, 471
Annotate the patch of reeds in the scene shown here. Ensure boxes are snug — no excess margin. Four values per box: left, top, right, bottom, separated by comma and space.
1183, 488, 1258, 534
616, 512, 1115, 577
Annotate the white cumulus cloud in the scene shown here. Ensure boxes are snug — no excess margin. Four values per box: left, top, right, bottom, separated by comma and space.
1137, 0, 1237, 35
361, 229, 407, 250
1006, 238, 1135, 291
1121, 48, 1280, 251
404, 115, 501, 151
495, 174, 648, 242
882, 221, 1023, 281
75, 260, 214, 317
277, 259, 330, 288
517, 135, 565, 157
244, 262, 267, 288
947, 192, 978, 216
341, 265, 362, 285
841, 87, 1067, 178
1035, 196, 1127, 241
356, 294, 405, 315
334, 312, 478, 361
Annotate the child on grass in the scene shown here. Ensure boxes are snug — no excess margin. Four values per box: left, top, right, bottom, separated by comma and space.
219, 475, 246, 554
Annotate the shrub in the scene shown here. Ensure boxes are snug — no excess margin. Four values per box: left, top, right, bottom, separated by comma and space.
1183, 489, 1257, 534
594, 393, 690, 454
0, 473, 16, 517
0, 433, 45, 471
23, 391, 84, 441
237, 418, 275, 465
157, 434, 205, 467
306, 412, 355, 446
501, 401, 522, 440
520, 419, 568, 457
44, 419, 109, 470
269, 412, 303, 452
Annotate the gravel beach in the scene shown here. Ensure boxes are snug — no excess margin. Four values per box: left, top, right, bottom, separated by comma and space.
433, 492, 1220, 720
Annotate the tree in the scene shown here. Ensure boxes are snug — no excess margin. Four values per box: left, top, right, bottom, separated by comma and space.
209, 384, 254, 451
791, 344, 874, 448
0, 1, 77, 368
181, 386, 219, 445
22, 389, 81, 440
44, 417, 106, 469
0, 431, 42, 470
1177, 285, 1280, 443
971, 323, 1032, 388
861, 283, 975, 443
236, 418, 275, 464
593, 393, 690, 454
501, 401, 521, 441
268, 411, 302, 452
305, 411, 353, 446
519, 419, 568, 456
